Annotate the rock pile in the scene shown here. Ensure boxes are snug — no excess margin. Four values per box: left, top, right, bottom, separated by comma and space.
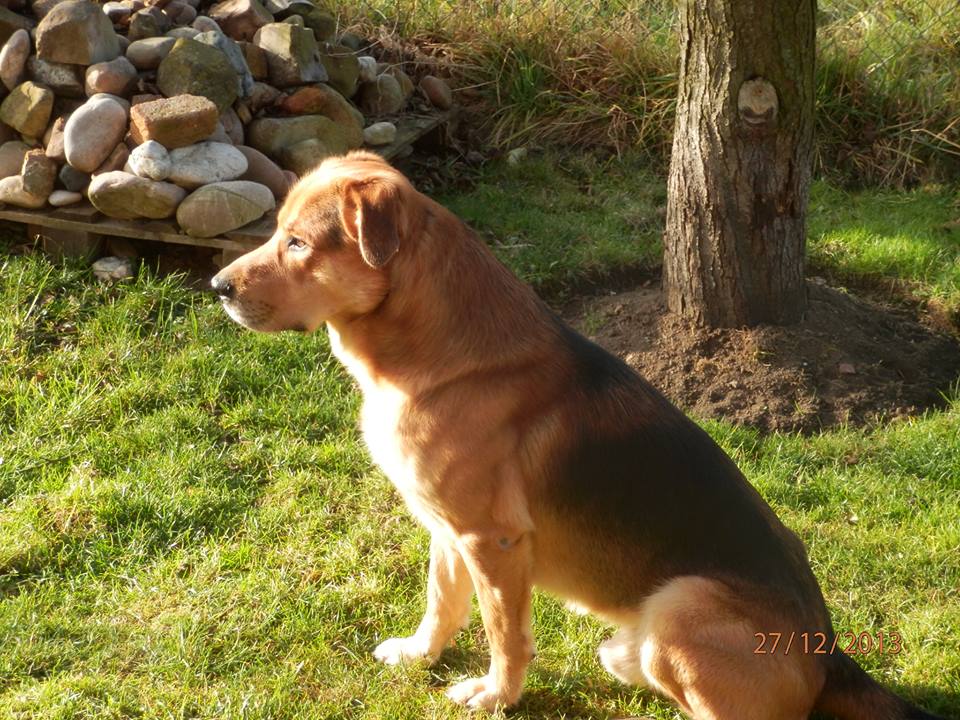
0, 0, 453, 238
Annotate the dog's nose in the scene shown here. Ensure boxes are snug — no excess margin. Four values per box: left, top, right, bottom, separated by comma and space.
210, 274, 235, 299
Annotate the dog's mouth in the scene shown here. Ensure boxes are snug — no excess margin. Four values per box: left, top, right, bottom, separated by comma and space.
219, 297, 274, 331
219, 297, 310, 334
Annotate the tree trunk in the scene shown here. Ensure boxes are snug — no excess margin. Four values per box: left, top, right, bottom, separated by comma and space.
663, 0, 816, 327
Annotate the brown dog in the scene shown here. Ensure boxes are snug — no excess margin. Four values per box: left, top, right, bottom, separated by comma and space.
211, 151, 943, 719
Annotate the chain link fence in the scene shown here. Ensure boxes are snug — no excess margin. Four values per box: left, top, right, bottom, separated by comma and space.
339, 0, 960, 185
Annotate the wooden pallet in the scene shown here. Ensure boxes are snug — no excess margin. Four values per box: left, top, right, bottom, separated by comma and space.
1, 110, 455, 265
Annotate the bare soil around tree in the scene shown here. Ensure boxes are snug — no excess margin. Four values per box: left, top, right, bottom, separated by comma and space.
565, 279, 960, 433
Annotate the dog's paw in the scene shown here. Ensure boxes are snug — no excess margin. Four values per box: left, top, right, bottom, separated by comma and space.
373, 635, 433, 665
445, 675, 516, 711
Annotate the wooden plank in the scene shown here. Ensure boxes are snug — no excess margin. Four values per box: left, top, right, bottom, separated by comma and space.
0, 207, 262, 252
37, 226, 103, 261
50, 202, 100, 222
376, 110, 456, 160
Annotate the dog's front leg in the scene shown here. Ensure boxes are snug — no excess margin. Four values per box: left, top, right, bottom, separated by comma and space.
445, 530, 534, 711
374, 535, 474, 665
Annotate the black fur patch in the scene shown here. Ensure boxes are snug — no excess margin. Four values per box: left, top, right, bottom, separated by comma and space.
547, 317, 819, 606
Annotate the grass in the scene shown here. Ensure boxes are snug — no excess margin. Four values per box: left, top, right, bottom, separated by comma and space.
433, 151, 960, 315
341, 0, 960, 186
1, 158, 959, 718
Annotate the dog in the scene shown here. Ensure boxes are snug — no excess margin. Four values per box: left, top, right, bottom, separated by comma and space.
211, 151, 944, 719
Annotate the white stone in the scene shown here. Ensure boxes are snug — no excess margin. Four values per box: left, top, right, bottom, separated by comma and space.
363, 121, 396, 146
49, 189, 83, 206
92, 255, 135, 282
0, 29, 30, 92
88, 170, 187, 219
357, 55, 377, 83
128, 140, 171, 180
167, 142, 248, 189
125, 36, 176, 70
63, 95, 128, 173
176, 180, 273, 237
0, 175, 46, 208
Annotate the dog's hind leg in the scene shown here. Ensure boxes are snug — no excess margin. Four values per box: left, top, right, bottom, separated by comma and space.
374, 534, 474, 665
600, 576, 822, 720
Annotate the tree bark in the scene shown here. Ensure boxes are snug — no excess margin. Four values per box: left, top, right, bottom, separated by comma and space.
663, 0, 816, 327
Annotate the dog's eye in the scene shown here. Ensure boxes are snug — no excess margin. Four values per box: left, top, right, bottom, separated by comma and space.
287, 236, 305, 250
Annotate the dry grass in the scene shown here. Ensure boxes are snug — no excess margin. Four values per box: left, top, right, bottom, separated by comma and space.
333, 0, 960, 186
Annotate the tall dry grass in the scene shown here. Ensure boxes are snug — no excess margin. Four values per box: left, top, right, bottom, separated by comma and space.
335, 0, 960, 187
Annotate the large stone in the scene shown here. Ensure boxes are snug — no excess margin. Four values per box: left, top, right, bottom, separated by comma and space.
0, 81, 53, 138
356, 55, 376, 83
253, 22, 325, 88
220, 106, 243, 144
156, 38, 238, 113
87, 170, 186, 219
125, 36, 176, 70
0, 7, 32, 48
85, 56, 138, 97
35, 0, 120, 66
191, 15, 221, 33
20, 147, 56, 196
93, 141, 129, 174
172, 5, 197, 26
236, 144, 286, 198
58, 162, 89, 191
318, 44, 358, 98
43, 114, 68, 161
0, 139, 28, 177
166, 26, 199, 40
246, 79, 279, 112
363, 121, 395, 146
247, 114, 358, 160
279, 136, 339, 176
338, 31, 364, 52
386, 66, 414, 100
129, 94, 218, 148
27, 56, 84, 97
30, 0, 69, 21
207, 0, 272, 42
127, 138, 170, 179
127, 7, 168, 41
358, 74, 403, 115
176, 179, 273, 237
102, 2, 132, 24
207, 121, 231, 144
63, 94, 128, 172
0, 28, 29, 91
0, 122, 17, 145
166, 141, 247, 189
0, 174, 45, 207
239, 40, 267, 80
277, 84, 362, 145
419, 75, 453, 109
194, 29, 253, 97
273, 3, 332, 41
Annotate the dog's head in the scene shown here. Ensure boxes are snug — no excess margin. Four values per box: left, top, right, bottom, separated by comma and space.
211, 151, 414, 333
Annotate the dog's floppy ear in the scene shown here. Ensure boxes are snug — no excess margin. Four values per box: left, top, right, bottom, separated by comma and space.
339, 178, 401, 268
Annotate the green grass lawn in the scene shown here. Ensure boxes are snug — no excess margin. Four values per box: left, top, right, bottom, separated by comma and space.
1, 158, 958, 718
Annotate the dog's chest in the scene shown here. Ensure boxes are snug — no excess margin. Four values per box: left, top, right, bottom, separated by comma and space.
329, 329, 446, 529
359, 388, 450, 531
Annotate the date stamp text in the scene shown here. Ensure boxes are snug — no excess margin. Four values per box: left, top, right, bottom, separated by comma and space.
753, 631, 903, 656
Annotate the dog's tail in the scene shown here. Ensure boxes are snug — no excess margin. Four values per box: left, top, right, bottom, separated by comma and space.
814, 651, 949, 720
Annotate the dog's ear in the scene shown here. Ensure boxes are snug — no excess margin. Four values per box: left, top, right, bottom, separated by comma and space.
339, 178, 401, 268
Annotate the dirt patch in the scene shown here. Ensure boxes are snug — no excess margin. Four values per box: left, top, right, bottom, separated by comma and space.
565, 279, 960, 432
